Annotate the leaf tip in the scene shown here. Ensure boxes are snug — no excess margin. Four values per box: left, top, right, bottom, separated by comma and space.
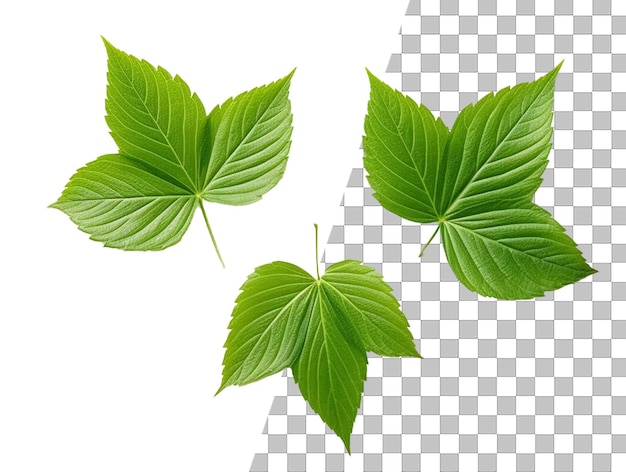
101, 35, 115, 52
365, 68, 379, 85
214, 383, 227, 396
586, 264, 599, 277
101, 36, 126, 63
340, 435, 352, 455
278, 68, 296, 87
399, 340, 423, 359
541, 60, 563, 85
49, 196, 68, 212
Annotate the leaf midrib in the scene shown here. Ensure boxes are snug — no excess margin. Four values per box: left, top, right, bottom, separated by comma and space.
59, 195, 194, 203
445, 219, 579, 272
316, 286, 360, 417
321, 278, 387, 327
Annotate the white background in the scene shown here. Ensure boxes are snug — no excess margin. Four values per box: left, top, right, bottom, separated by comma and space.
0, 1, 406, 471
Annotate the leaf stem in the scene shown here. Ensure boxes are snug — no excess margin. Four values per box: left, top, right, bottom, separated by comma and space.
419, 224, 441, 258
198, 200, 225, 268
314, 223, 320, 279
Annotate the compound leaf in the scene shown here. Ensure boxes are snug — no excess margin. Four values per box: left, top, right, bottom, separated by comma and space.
364, 66, 596, 299
52, 38, 294, 263
218, 251, 420, 452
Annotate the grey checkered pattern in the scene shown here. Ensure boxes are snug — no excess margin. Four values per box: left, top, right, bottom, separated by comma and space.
251, 1, 625, 470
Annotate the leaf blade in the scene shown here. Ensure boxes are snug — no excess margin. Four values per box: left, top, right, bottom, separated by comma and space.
292, 284, 367, 453
364, 70, 449, 223
103, 38, 206, 192
441, 204, 597, 299
322, 260, 420, 358
51, 154, 196, 250
440, 64, 560, 218
218, 262, 316, 391
202, 70, 295, 205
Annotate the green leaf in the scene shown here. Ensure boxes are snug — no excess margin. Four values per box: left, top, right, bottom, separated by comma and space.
218, 229, 420, 452
291, 283, 367, 453
218, 262, 316, 389
50, 154, 196, 250
363, 70, 448, 223
321, 260, 420, 357
440, 66, 558, 218
364, 65, 596, 299
202, 71, 294, 205
441, 204, 596, 299
102, 37, 205, 192
52, 38, 294, 264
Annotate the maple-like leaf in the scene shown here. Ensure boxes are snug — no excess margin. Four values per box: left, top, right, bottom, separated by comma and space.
363, 66, 596, 299
52, 38, 294, 266
218, 227, 420, 452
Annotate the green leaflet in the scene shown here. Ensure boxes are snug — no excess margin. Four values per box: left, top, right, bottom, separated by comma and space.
218, 228, 420, 452
51, 38, 294, 265
364, 66, 596, 299
441, 204, 596, 299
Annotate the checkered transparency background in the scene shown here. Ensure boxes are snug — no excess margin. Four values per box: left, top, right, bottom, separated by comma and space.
250, 1, 626, 471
